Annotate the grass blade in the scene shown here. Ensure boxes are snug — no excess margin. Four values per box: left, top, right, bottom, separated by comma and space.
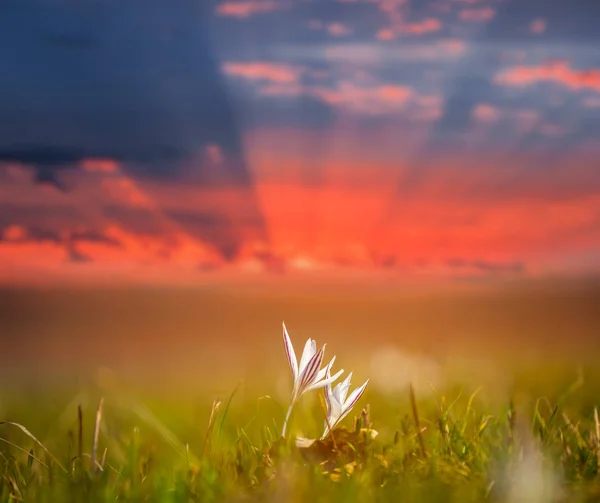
0, 437, 49, 469
0, 422, 67, 473
90, 397, 104, 473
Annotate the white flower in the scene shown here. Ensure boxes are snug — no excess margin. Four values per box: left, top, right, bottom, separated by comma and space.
322, 370, 369, 439
283, 323, 343, 400
281, 322, 343, 437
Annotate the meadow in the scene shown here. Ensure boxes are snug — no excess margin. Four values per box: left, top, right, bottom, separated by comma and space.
1, 281, 600, 502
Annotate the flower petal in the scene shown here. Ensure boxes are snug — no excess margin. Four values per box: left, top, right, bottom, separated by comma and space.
334, 372, 352, 404
305, 367, 344, 392
298, 338, 316, 374
343, 379, 369, 411
282, 322, 298, 381
324, 366, 333, 415
299, 346, 324, 392
313, 356, 336, 385
321, 396, 343, 439
337, 379, 369, 425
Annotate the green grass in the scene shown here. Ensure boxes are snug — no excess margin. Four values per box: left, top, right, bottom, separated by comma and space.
2, 365, 600, 502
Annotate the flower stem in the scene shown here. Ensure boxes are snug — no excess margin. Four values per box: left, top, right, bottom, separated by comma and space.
281, 402, 294, 438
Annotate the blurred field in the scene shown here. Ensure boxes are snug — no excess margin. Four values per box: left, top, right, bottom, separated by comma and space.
1, 278, 600, 386
1, 347, 600, 501
1, 279, 600, 501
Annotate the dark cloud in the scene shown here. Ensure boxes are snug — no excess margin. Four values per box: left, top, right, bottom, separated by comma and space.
0, 222, 122, 248
0, 0, 267, 254
70, 230, 122, 248
0, 204, 123, 254
13, 226, 62, 244
0, 0, 247, 176
0, 219, 121, 265
101, 204, 253, 261
101, 206, 169, 239
0, 145, 85, 190
0, 145, 87, 167
33, 167, 67, 191
0, 204, 83, 230
165, 210, 242, 261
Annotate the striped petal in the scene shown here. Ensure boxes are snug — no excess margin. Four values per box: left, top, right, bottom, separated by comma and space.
344, 379, 369, 411
337, 379, 369, 425
282, 322, 298, 381
299, 346, 324, 393
313, 356, 336, 384
305, 367, 344, 393
298, 338, 316, 374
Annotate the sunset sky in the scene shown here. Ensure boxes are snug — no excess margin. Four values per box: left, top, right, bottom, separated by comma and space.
0, 0, 599, 286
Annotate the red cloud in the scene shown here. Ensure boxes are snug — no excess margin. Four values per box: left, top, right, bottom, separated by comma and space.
102, 178, 150, 207
313, 82, 414, 114
529, 18, 547, 34
328, 22, 352, 37
470, 105, 542, 134
2, 224, 27, 241
458, 7, 495, 22
495, 61, 600, 92
215, 1, 280, 18
227, 67, 422, 115
438, 39, 468, 55
81, 158, 119, 173
398, 18, 442, 35
0, 224, 225, 286
247, 127, 600, 270
222, 62, 301, 84
324, 39, 467, 63
376, 18, 442, 40
4, 155, 600, 283
471, 103, 500, 123
376, 28, 395, 41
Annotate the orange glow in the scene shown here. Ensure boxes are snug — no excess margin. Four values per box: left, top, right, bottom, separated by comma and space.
222, 62, 301, 84
215, 1, 280, 18
495, 61, 600, 92
2, 224, 27, 241
2, 0, 599, 292
1, 126, 600, 285
312, 82, 413, 114
399, 18, 442, 35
